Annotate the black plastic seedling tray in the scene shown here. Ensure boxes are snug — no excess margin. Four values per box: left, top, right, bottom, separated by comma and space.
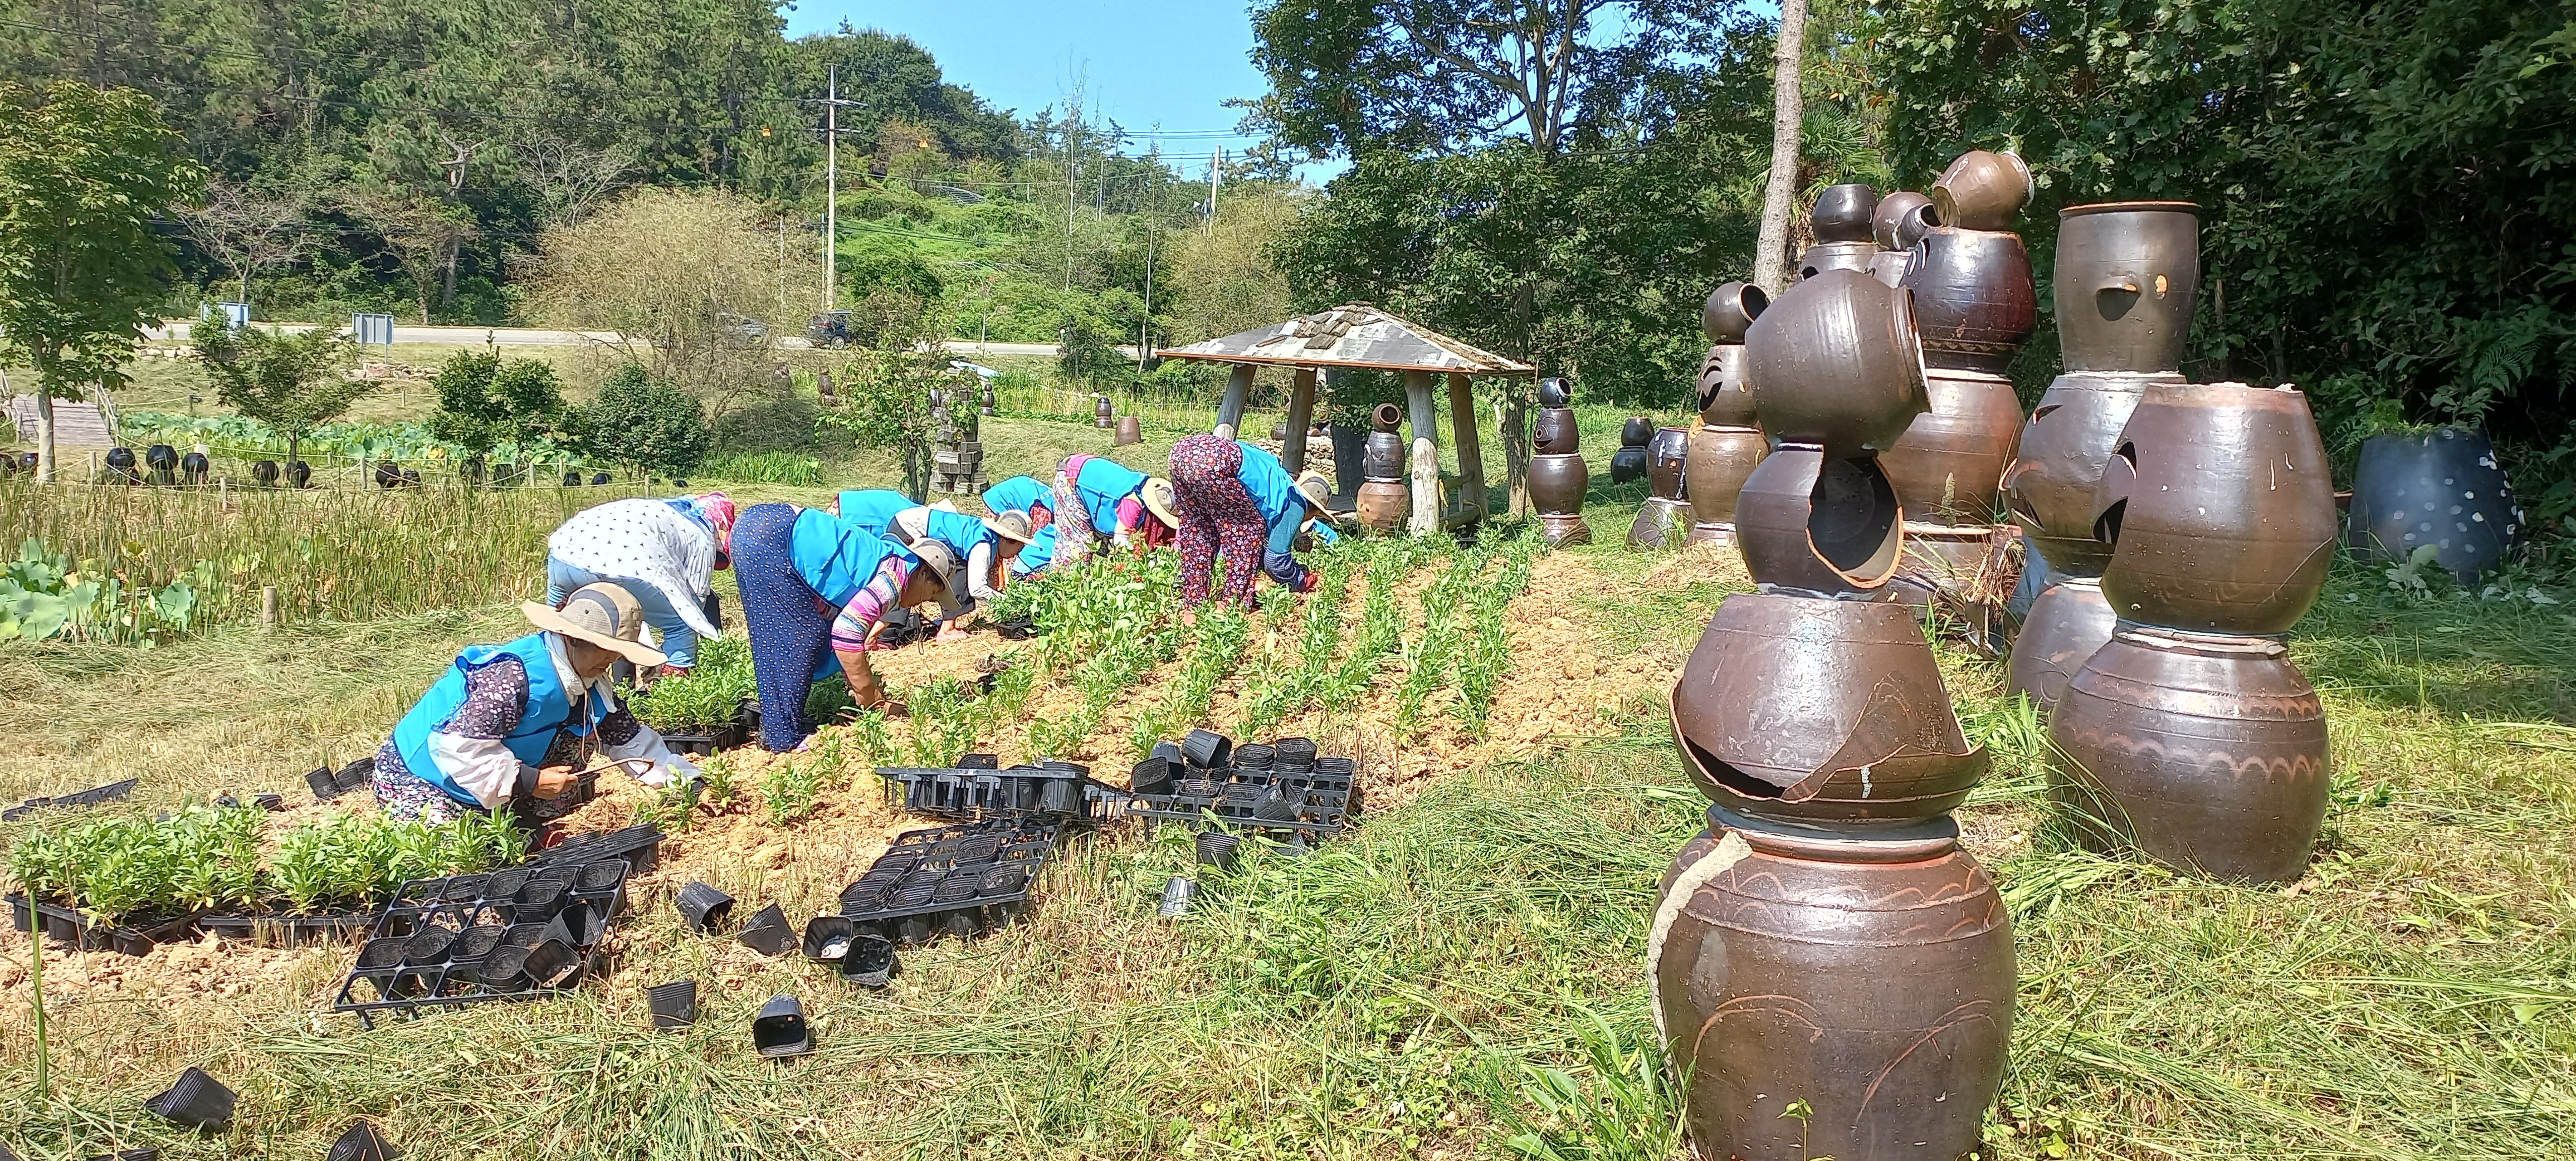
6, 895, 201, 956
3, 776, 140, 821
531, 823, 665, 873
306, 760, 375, 802
835, 819, 1060, 947
330, 857, 633, 1028
1115, 759, 1358, 836
199, 910, 378, 946
874, 757, 1121, 825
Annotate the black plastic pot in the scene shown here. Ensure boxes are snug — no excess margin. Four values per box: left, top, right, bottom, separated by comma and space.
486, 868, 531, 899
514, 874, 569, 915
895, 915, 934, 946
648, 979, 698, 1030
325, 1119, 399, 1161
499, 922, 547, 949
354, 937, 407, 972
676, 882, 735, 933
1130, 755, 1178, 796
1037, 777, 1080, 815
801, 915, 857, 960
1195, 830, 1241, 872
978, 865, 1030, 896
402, 927, 458, 965
752, 994, 812, 1058
841, 933, 897, 989
307, 765, 347, 801
448, 925, 504, 966
1182, 729, 1232, 769
144, 1066, 236, 1131
440, 874, 489, 903
545, 906, 603, 949
524, 938, 583, 988
573, 861, 625, 892
960, 753, 1001, 769
941, 910, 981, 940
252, 793, 284, 811
1233, 743, 1275, 772
478, 945, 532, 991
1274, 738, 1318, 772
737, 903, 797, 957
1157, 876, 1198, 918
1252, 784, 1300, 823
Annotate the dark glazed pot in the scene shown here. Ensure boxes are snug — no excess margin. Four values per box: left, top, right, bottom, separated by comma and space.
1796, 241, 1879, 281
1880, 369, 2024, 525
2345, 427, 2523, 583
1537, 376, 1572, 408
1654, 812, 2012, 1161
1528, 452, 1588, 515
1094, 396, 1114, 427
2094, 383, 2336, 635
2056, 202, 2201, 373
1701, 282, 1768, 345
1874, 191, 1934, 250
1930, 149, 2033, 231
1363, 403, 1404, 479
1610, 444, 1648, 485
1647, 426, 1692, 500
2004, 371, 2170, 575
1670, 592, 1986, 824
1744, 270, 1929, 457
1695, 344, 1757, 427
2005, 577, 2116, 715
252, 460, 280, 486
1328, 421, 1367, 495
1810, 183, 1880, 241
1684, 426, 1766, 529
1354, 480, 1408, 533
1533, 407, 1580, 456
286, 460, 310, 488
1869, 250, 1909, 288
1902, 227, 2037, 371
2047, 628, 2329, 884
1620, 417, 1652, 446
1733, 445, 1904, 596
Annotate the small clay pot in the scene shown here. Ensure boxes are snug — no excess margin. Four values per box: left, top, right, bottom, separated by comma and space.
252, 460, 280, 486
1874, 191, 1934, 250
1114, 415, 1141, 446
2055, 202, 2201, 374
2094, 382, 2336, 635
752, 994, 813, 1057
1533, 407, 1580, 456
1684, 425, 1766, 529
1647, 426, 1693, 500
2005, 577, 2116, 715
1527, 452, 1588, 516
1093, 396, 1114, 427
1744, 270, 1929, 457
1879, 368, 2024, 525
1700, 282, 1768, 345
1670, 592, 1987, 825
1794, 240, 1879, 281
1536, 377, 1572, 408
1610, 443, 1649, 485
1809, 183, 1879, 242
1732, 445, 1904, 596
1930, 149, 2033, 231
2345, 427, 2523, 582
1902, 227, 2037, 371
2048, 628, 2328, 884
2004, 370, 2172, 575
1619, 417, 1652, 447
1694, 344, 1757, 427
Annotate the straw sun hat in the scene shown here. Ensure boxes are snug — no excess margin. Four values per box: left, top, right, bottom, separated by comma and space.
525, 583, 668, 667
1140, 477, 1180, 528
1295, 471, 1341, 524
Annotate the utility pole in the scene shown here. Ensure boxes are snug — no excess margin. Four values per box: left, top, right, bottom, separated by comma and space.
1065, 109, 1079, 291
1206, 149, 1222, 236
825, 64, 839, 311
1140, 213, 1156, 372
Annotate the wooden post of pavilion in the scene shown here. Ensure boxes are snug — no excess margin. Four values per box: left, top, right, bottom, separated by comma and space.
1282, 367, 1318, 474
1447, 372, 1486, 520
1214, 364, 1255, 440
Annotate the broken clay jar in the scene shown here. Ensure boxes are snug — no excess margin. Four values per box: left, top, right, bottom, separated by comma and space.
2004, 370, 2174, 575
2004, 576, 2117, 715
1744, 270, 1929, 458
1533, 407, 1580, 456
1732, 445, 1904, 597
1796, 240, 1879, 281
1879, 368, 2024, 526
1114, 415, 1141, 446
1628, 497, 1694, 550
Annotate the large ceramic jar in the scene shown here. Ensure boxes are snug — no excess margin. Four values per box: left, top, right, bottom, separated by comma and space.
1810, 183, 1879, 241
2047, 627, 2329, 884
1362, 403, 1404, 480
1744, 270, 1930, 458
1880, 369, 2024, 526
2095, 382, 2336, 636
1611, 418, 1652, 485
1647, 426, 1693, 500
1653, 811, 2013, 1161
1929, 149, 2032, 232
2003, 371, 2172, 575
1670, 592, 1987, 826
2345, 426, 2523, 583
2056, 202, 2200, 374
1796, 241, 1879, 281
1696, 344, 1758, 427
1734, 445, 1904, 596
1355, 480, 1408, 533
2005, 576, 2116, 714
1685, 426, 1767, 530
1533, 407, 1580, 456
1528, 452, 1588, 515
1902, 227, 2037, 372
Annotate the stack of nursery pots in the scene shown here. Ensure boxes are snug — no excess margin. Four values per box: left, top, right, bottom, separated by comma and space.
2002, 201, 2201, 711
1653, 263, 2013, 1161
1628, 423, 1695, 549
1528, 376, 1592, 546
1355, 402, 1409, 534
2046, 378, 2338, 885
1684, 282, 1769, 548
1880, 152, 2041, 634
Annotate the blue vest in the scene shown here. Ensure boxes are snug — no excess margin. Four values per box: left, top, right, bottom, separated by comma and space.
792, 507, 899, 608
918, 508, 992, 559
1011, 524, 1058, 577
390, 633, 605, 807
982, 476, 1048, 518
1071, 457, 1148, 535
836, 490, 913, 536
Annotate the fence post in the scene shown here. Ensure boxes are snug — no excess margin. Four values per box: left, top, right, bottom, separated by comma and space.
260, 586, 277, 632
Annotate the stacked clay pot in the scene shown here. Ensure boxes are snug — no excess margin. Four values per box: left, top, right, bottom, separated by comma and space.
1355, 402, 1408, 534
2047, 379, 2338, 885
1628, 423, 1694, 549
1868, 191, 1933, 287
1656, 261, 2012, 1161
1882, 153, 2040, 629
1611, 418, 1651, 485
2003, 199, 2202, 713
1686, 282, 1769, 548
1530, 376, 1591, 545
1793, 184, 1880, 281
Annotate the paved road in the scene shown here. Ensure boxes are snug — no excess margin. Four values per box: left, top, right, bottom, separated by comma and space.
145, 323, 1134, 359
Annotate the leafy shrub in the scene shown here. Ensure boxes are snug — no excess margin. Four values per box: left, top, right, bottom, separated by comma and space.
572, 364, 710, 478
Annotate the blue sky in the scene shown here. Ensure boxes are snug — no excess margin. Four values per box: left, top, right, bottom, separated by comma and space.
781, 1, 1339, 181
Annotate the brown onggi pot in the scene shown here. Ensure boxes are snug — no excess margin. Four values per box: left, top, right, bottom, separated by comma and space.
1880, 368, 2023, 525
1874, 191, 1934, 250
1647, 426, 1692, 500
1113, 415, 1142, 446
1528, 452, 1588, 516
1930, 149, 2032, 231
1685, 425, 1765, 529
1670, 591, 1987, 825
1695, 344, 1758, 427
1902, 227, 2037, 371
1653, 811, 2012, 1161
2047, 627, 2329, 884
2006, 576, 2116, 714
1533, 407, 1580, 456
1796, 241, 1879, 281
1702, 282, 1769, 345
1869, 249, 1909, 288
1354, 480, 1408, 534
2056, 202, 2200, 374
1810, 183, 1880, 242
1745, 270, 1929, 458
2004, 370, 2175, 575
2095, 382, 2336, 636
1734, 445, 1904, 596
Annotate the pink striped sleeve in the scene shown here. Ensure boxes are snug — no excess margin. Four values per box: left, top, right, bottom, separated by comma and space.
829, 556, 910, 651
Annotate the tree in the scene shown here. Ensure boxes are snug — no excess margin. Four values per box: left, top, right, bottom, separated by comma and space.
427, 348, 565, 464
0, 81, 202, 481
823, 290, 974, 500
1167, 189, 1300, 344
1750, 0, 1811, 293
182, 176, 311, 311
194, 325, 369, 471
530, 187, 786, 419
572, 365, 711, 480
343, 190, 481, 325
